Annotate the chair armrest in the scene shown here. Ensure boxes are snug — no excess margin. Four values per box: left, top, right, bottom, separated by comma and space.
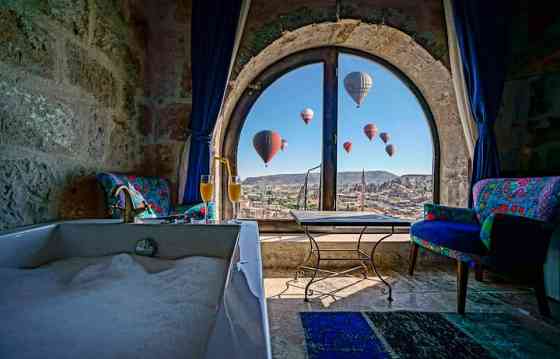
480, 213, 554, 264
423, 203, 478, 224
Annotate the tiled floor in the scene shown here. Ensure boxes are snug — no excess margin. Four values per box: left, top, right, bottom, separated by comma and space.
264, 265, 560, 359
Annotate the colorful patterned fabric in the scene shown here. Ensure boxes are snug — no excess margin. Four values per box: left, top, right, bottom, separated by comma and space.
424, 203, 479, 224
97, 173, 172, 218
473, 177, 560, 223
411, 220, 487, 255
411, 235, 481, 266
184, 202, 216, 221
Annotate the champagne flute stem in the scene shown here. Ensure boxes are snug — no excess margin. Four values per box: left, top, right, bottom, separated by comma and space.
205, 201, 208, 224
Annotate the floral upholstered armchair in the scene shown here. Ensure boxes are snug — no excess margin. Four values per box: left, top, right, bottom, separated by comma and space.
96, 173, 214, 221
409, 177, 560, 316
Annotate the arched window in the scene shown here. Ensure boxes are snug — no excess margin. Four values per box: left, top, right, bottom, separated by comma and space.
223, 47, 440, 221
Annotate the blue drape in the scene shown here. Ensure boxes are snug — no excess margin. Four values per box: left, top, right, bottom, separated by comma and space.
182, 0, 243, 204
452, 0, 511, 207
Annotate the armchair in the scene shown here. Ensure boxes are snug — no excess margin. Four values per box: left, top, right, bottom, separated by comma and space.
409, 177, 560, 315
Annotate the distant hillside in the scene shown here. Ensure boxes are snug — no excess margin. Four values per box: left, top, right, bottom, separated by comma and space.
365, 174, 433, 193
242, 170, 398, 186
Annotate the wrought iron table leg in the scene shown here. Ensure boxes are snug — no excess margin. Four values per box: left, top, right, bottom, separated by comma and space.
369, 226, 394, 301
295, 232, 314, 280
357, 226, 369, 278
303, 226, 320, 302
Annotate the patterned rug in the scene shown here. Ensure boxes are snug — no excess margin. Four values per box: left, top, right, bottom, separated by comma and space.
300, 311, 560, 359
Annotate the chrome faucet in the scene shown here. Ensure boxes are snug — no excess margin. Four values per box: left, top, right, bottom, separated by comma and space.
112, 185, 147, 223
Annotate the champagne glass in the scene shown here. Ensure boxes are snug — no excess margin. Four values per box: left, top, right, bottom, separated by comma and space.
200, 175, 214, 224
228, 176, 242, 222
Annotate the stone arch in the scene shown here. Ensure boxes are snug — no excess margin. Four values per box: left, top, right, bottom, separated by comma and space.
214, 20, 469, 215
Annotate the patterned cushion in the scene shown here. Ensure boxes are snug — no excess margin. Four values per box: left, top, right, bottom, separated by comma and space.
473, 177, 560, 223
411, 220, 487, 255
97, 173, 172, 218
411, 236, 481, 266
184, 202, 217, 221
424, 203, 479, 224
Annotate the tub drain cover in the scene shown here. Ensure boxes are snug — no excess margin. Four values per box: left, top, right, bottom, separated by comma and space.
135, 238, 157, 257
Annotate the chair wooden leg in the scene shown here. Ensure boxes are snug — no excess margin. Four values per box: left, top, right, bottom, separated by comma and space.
408, 242, 419, 276
475, 262, 484, 282
457, 260, 469, 315
534, 266, 551, 317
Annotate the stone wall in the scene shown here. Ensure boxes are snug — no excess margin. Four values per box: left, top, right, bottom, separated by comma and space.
0, 0, 147, 230
137, 0, 192, 204
496, 0, 560, 175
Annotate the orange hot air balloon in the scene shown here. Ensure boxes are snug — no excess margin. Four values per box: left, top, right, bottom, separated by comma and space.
300, 108, 314, 125
363, 123, 378, 141
281, 139, 288, 151
379, 132, 390, 144
343, 141, 352, 153
253, 130, 282, 166
385, 144, 396, 157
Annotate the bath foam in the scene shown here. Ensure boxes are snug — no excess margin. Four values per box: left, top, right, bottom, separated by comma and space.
0, 254, 228, 359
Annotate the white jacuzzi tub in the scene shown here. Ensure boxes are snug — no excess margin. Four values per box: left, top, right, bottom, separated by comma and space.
0, 220, 271, 359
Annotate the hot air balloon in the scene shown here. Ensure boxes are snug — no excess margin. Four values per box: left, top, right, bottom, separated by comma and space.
253, 130, 282, 166
363, 123, 378, 141
343, 141, 352, 154
385, 144, 396, 157
300, 108, 314, 125
379, 132, 390, 144
344, 72, 373, 107
281, 139, 288, 151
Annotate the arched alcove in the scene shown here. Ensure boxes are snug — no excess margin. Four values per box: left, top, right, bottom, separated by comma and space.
214, 20, 469, 220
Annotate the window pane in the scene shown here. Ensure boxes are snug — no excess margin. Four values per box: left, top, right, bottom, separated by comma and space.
238, 63, 323, 219
337, 53, 433, 220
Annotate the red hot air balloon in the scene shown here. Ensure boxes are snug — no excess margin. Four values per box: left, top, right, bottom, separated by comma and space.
300, 108, 314, 125
385, 144, 396, 157
379, 132, 390, 144
343, 141, 352, 153
253, 130, 282, 166
281, 139, 288, 151
363, 123, 378, 141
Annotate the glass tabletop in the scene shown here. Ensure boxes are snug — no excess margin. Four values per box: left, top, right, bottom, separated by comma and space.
290, 210, 411, 226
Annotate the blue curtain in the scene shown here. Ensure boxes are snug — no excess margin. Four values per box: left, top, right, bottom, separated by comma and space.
182, 0, 243, 204
452, 0, 511, 207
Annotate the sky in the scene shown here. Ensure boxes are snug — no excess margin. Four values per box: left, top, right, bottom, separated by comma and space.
237, 53, 434, 179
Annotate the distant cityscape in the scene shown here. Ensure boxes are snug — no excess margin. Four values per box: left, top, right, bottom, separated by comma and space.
239, 171, 432, 220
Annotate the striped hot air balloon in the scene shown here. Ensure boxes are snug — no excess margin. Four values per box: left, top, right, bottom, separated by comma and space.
344, 72, 373, 107
379, 132, 390, 144
385, 144, 396, 157
343, 141, 352, 153
363, 123, 378, 141
300, 108, 314, 125
253, 130, 282, 166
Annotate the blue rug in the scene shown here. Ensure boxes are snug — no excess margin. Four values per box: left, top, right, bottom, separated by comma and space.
300, 311, 560, 359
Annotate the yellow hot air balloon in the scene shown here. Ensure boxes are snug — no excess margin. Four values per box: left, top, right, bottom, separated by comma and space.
344, 72, 373, 107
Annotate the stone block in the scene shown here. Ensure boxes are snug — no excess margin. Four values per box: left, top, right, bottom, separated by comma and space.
67, 42, 117, 107
0, 9, 55, 78
157, 103, 189, 141
142, 142, 182, 199
0, 152, 64, 230
104, 112, 144, 171
46, 0, 89, 39
91, 0, 129, 62
0, 77, 81, 156
59, 175, 106, 220
139, 104, 153, 137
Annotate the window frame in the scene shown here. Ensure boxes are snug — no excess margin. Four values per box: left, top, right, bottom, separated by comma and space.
220, 47, 440, 231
